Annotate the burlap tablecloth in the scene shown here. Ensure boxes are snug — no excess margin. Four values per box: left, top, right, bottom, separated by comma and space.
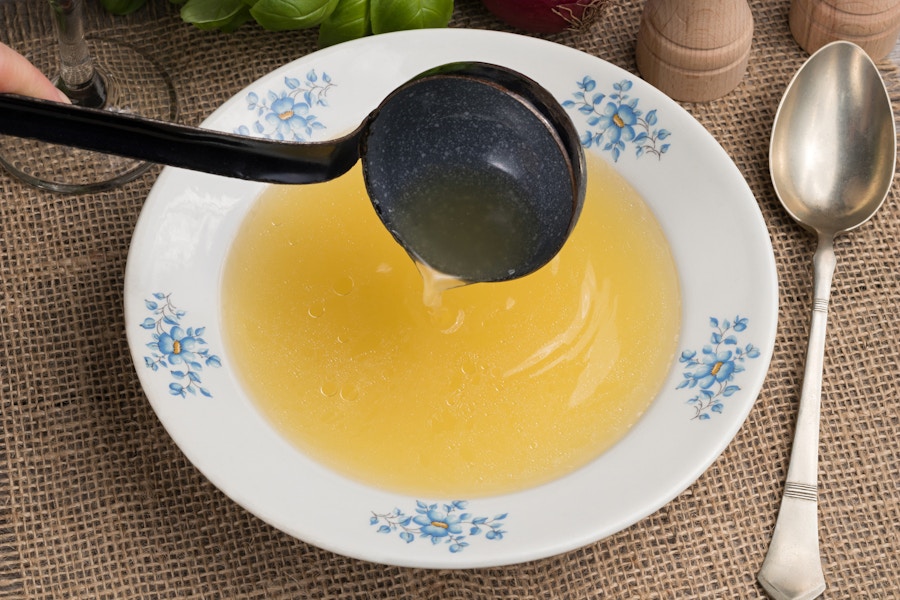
1, 0, 898, 597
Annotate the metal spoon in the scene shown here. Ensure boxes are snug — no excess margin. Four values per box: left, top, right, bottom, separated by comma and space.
758, 41, 895, 600
0, 61, 585, 283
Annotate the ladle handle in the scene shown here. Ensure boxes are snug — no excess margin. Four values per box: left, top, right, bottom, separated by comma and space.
758, 233, 833, 600
0, 93, 361, 184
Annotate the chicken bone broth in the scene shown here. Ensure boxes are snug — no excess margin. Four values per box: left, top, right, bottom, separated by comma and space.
384, 163, 544, 282
221, 154, 681, 497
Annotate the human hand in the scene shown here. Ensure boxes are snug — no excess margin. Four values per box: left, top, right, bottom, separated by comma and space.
0, 42, 70, 103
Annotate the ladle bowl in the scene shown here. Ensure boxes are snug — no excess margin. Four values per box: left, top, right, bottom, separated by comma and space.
0, 61, 585, 283
758, 40, 896, 600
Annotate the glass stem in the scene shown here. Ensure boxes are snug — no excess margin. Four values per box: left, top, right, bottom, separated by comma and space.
49, 0, 107, 107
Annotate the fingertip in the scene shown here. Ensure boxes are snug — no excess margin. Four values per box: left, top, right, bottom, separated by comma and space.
53, 87, 72, 104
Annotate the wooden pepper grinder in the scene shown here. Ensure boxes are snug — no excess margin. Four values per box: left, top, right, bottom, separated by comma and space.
790, 0, 900, 61
635, 0, 754, 102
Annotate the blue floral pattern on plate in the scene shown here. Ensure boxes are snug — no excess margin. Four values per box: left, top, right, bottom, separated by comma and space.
563, 78, 671, 162
235, 70, 335, 141
141, 293, 222, 398
371, 500, 507, 553
677, 316, 761, 420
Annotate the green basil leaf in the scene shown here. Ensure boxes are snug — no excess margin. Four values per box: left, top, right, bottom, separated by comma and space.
318, 0, 370, 47
370, 0, 452, 34
216, 9, 254, 32
181, 0, 250, 30
250, 0, 340, 30
101, 0, 147, 15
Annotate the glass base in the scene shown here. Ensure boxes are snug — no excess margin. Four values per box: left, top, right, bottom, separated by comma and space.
0, 36, 177, 194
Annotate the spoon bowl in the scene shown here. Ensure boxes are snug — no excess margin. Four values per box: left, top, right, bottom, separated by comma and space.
770, 41, 895, 235
759, 40, 895, 600
0, 62, 585, 283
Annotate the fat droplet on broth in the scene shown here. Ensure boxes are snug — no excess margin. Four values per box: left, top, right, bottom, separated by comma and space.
460, 353, 477, 375
307, 301, 325, 318
319, 378, 339, 397
332, 275, 354, 296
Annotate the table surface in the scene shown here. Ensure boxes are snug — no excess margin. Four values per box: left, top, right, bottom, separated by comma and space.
1, 1, 898, 598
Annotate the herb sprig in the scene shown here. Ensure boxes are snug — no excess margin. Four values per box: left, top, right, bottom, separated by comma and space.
102, 0, 453, 47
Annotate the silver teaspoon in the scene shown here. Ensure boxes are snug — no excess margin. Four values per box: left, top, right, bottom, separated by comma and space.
758, 41, 895, 600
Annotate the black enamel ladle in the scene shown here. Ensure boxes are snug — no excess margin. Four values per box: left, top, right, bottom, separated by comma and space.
0, 62, 586, 283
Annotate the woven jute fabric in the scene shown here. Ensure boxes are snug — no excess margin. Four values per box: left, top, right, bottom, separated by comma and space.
1, 0, 898, 598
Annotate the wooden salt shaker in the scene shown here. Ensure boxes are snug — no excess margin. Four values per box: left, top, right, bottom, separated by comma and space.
790, 0, 900, 61
635, 0, 754, 102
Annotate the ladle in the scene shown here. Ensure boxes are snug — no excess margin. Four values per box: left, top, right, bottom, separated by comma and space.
758, 41, 895, 600
0, 61, 585, 284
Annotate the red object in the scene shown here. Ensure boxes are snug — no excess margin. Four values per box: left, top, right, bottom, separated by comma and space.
481, 0, 608, 34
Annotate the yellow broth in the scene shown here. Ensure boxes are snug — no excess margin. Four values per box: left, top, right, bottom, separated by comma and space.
221, 155, 680, 497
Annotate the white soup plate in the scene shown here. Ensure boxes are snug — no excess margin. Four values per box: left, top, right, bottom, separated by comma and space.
124, 29, 778, 568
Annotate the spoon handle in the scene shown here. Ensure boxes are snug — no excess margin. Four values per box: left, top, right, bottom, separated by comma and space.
758, 233, 834, 600
0, 93, 361, 184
